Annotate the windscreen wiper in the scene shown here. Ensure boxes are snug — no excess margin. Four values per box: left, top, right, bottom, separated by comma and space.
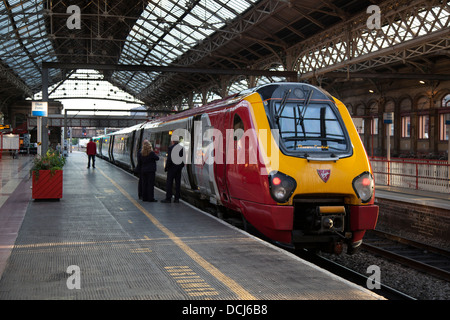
300, 89, 314, 124
275, 89, 291, 121
274, 89, 291, 140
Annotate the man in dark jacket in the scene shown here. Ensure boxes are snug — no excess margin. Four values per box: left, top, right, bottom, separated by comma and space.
161, 137, 184, 203
86, 138, 97, 168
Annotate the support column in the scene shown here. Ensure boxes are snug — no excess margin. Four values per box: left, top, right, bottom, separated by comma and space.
248, 75, 257, 89
187, 92, 194, 109
201, 88, 208, 106
41, 67, 49, 156
285, 49, 298, 82
219, 76, 230, 98
63, 109, 69, 157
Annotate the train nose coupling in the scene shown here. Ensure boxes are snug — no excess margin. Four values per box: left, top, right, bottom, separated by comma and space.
323, 218, 334, 229
317, 206, 345, 232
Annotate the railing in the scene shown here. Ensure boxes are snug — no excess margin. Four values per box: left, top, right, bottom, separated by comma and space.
369, 157, 450, 193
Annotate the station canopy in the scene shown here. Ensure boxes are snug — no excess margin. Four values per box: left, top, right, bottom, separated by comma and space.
0, 0, 449, 111
0, 0, 266, 109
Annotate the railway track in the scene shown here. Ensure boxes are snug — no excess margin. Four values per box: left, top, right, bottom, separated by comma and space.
200, 202, 433, 299
361, 230, 450, 282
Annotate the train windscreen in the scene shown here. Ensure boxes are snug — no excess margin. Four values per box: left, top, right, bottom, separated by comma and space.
257, 83, 352, 159
274, 102, 348, 153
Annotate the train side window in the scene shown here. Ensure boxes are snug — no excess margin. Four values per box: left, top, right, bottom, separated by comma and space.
142, 130, 151, 143
149, 132, 157, 150
233, 114, 245, 141
160, 131, 170, 155
154, 132, 161, 154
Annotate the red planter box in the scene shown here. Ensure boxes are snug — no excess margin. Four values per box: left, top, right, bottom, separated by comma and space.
32, 170, 63, 200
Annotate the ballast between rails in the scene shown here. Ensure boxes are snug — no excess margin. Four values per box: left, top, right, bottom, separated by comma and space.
362, 230, 450, 282
296, 249, 416, 300
93, 82, 379, 255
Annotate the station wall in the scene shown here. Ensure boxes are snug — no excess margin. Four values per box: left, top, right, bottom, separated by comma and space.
339, 57, 450, 158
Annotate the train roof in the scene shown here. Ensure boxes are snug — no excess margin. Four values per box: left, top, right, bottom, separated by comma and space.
143, 82, 330, 126
107, 82, 337, 134
104, 122, 146, 136
142, 91, 245, 128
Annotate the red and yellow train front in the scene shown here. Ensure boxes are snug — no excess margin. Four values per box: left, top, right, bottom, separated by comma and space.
225, 83, 378, 254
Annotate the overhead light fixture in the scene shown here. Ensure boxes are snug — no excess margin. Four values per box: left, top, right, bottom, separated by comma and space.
369, 89, 374, 93
419, 80, 426, 84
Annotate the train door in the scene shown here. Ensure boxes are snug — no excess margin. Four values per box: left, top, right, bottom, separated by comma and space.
226, 105, 258, 202
215, 110, 231, 203
131, 129, 143, 169
192, 113, 221, 204
109, 135, 114, 162
186, 116, 199, 191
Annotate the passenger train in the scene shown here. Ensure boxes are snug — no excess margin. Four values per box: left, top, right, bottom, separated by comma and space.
94, 82, 379, 254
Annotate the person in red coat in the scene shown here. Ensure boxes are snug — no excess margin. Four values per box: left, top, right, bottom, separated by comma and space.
86, 138, 97, 169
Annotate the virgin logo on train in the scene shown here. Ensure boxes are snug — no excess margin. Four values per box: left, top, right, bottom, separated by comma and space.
317, 169, 331, 183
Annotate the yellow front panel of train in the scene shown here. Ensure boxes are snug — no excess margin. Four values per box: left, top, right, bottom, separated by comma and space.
244, 92, 372, 206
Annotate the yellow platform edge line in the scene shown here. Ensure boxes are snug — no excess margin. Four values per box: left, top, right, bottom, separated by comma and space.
98, 168, 256, 300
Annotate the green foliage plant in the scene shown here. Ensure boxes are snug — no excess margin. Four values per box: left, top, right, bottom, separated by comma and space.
30, 148, 66, 181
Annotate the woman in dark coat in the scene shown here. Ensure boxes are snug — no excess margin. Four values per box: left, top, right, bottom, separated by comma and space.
136, 140, 159, 202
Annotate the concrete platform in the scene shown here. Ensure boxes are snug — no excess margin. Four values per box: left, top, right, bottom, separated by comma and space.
0, 154, 33, 280
0, 151, 383, 300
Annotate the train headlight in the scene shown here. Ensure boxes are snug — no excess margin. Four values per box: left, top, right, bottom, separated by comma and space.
268, 171, 297, 203
352, 172, 374, 203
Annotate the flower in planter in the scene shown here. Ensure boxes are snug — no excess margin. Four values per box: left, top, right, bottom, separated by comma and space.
30, 148, 66, 180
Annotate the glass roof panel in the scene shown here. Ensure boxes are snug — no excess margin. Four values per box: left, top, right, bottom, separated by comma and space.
225, 0, 253, 13
228, 78, 249, 95
0, 0, 57, 92
183, 13, 203, 27
114, 0, 259, 95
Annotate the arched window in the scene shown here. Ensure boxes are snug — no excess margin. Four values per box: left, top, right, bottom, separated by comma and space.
417, 96, 430, 110
439, 94, 450, 140
416, 96, 430, 140
400, 98, 412, 138
418, 115, 429, 139
353, 104, 365, 135
442, 94, 450, 107
368, 102, 378, 135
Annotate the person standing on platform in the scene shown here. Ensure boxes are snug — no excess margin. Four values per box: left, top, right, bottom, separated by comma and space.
135, 140, 159, 202
161, 137, 184, 203
86, 138, 97, 169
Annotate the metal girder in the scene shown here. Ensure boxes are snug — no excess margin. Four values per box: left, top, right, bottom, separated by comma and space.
138, 0, 289, 100
294, 0, 450, 79
28, 116, 148, 128
0, 65, 33, 97
323, 72, 450, 81
45, 0, 144, 65
179, 0, 287, 66
42, 62, 297, 78
63, 108, 173, 114
2, 0, 42, 76
3, 0, 448, 110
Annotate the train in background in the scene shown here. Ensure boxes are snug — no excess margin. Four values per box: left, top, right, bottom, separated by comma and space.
94, 82, 379, 254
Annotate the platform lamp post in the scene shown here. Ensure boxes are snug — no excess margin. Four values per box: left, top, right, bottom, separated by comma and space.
38, 66, 49, 157
383, 112, 394, 185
